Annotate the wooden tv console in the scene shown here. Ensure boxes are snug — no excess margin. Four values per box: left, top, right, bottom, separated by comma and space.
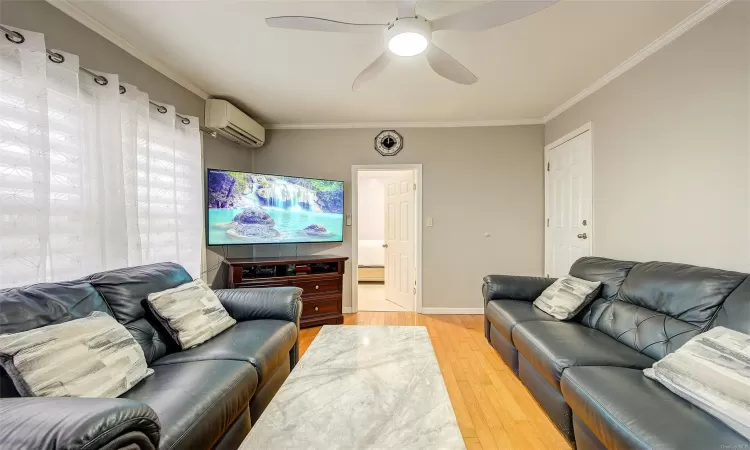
224, 255, 348, 329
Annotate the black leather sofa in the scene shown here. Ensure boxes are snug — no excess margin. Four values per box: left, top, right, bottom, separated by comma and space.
0, 262, 302, 450
484, 257, 750, 450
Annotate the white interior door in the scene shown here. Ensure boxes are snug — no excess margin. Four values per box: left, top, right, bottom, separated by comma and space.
546, 130, 593, 277
384, 172, 415, 311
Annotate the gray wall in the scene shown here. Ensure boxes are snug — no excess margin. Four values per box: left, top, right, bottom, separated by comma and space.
546, 4, 750, 273
2, 0, 255, 285
254, 126, 545, 309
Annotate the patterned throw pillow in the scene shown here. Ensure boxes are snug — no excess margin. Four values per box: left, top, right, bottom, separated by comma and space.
533, 275, 602, 320
146, 279, 236, 349
644, 327, 750, 440
0, 312, 153, 398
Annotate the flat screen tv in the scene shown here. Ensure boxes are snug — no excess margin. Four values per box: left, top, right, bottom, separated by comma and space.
206, 169, 344, 245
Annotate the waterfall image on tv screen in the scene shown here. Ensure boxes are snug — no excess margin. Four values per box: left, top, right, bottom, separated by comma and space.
207, 169, 344, 245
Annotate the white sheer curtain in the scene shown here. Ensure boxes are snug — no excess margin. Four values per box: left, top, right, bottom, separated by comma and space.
0, 26, 203, 288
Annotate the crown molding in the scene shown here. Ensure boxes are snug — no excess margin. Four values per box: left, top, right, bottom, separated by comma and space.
543, 0, 733, 123
265, 119, 543, 130
46, 0, 209, 100
47, 0, 730, 127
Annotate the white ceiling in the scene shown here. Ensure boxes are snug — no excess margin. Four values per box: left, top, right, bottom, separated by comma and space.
65, 0, 705, 125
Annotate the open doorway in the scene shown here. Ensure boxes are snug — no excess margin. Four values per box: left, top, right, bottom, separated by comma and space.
352, 165, 422, 313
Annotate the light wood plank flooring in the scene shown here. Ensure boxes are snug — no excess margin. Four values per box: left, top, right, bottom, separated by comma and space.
299, 312, 572, 450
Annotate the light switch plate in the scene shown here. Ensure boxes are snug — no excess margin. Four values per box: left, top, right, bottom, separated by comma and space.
426, 217, 433, 227
346, 214, 352, 226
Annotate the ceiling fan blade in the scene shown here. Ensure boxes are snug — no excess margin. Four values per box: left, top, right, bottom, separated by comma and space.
352, 52, 391, 91
265, 16, 387, 33
431, 0, 558, 32
425, 44, 477, 85
397, 0, 418, 18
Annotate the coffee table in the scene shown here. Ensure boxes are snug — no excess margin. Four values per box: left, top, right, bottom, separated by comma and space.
241, 325, 465, 449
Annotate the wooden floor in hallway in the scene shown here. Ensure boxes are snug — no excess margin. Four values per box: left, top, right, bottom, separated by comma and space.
299, 312, 572, 450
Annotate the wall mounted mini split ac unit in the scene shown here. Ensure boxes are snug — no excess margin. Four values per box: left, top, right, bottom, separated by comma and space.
205, 99, 265, 148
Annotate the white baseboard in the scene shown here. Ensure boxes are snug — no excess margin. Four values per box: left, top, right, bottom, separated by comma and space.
343, 307, 353, 313
421, 307, 484, 315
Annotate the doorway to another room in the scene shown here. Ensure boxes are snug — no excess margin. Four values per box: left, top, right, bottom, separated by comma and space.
352, 165, 422, 313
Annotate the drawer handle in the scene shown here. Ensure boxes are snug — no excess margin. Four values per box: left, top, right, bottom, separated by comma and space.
315, 285, 319, 290
314, 306, 319, 311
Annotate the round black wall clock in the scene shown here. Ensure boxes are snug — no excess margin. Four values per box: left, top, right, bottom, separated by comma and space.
374, 130, 403, 156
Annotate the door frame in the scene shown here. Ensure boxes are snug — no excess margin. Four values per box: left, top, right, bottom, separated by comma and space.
351, 164, 423, 313
544, 122, 594, 277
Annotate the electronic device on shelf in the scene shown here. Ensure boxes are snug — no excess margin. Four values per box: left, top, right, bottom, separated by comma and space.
311, 263, 337, 273
253, 266, 277, 277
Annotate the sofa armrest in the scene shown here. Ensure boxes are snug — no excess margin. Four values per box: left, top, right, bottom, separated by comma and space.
482, 275, 556, 304
0, 397, 160, 450
215, 287, 303, 370
214, 287, 303, 323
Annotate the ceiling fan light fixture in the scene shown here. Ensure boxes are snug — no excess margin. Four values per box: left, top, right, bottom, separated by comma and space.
384, 17, 432, 57
388, 32, 428, 56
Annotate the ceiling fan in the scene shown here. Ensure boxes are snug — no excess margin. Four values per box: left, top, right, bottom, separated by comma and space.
266, 0, 558, 90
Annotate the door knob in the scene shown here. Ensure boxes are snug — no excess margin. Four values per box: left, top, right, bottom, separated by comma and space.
382, 244, 388, 248
577, 233, 588, 239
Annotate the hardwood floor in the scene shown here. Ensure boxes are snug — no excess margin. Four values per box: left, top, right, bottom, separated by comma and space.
299, 312, 572, 450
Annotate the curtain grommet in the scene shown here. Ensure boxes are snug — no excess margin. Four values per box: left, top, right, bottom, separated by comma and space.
94, 75, 108, 86
119, 85, 126, 94
181, 117, 191, 125
47, 52, 65, 64
4, 31, 24, 44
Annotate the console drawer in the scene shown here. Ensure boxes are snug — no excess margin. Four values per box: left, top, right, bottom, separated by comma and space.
302, 297, 339, 317
293, 278, 340, 296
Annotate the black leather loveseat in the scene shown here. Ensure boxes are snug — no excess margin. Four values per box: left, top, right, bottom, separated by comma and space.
484, 256, 750, 449
0, 262, 302, 450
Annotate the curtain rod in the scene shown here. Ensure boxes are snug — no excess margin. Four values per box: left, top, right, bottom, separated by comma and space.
1, 25, 216, 136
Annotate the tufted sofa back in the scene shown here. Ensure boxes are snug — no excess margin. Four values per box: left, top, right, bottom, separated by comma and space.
572, 257, 749, 360
711, 276, 750, 334
0, 262, 195, 397
0, 262, 192, 364
569, 257, 636, 300
82, 262, 193, 363
0, 280, 114, 397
